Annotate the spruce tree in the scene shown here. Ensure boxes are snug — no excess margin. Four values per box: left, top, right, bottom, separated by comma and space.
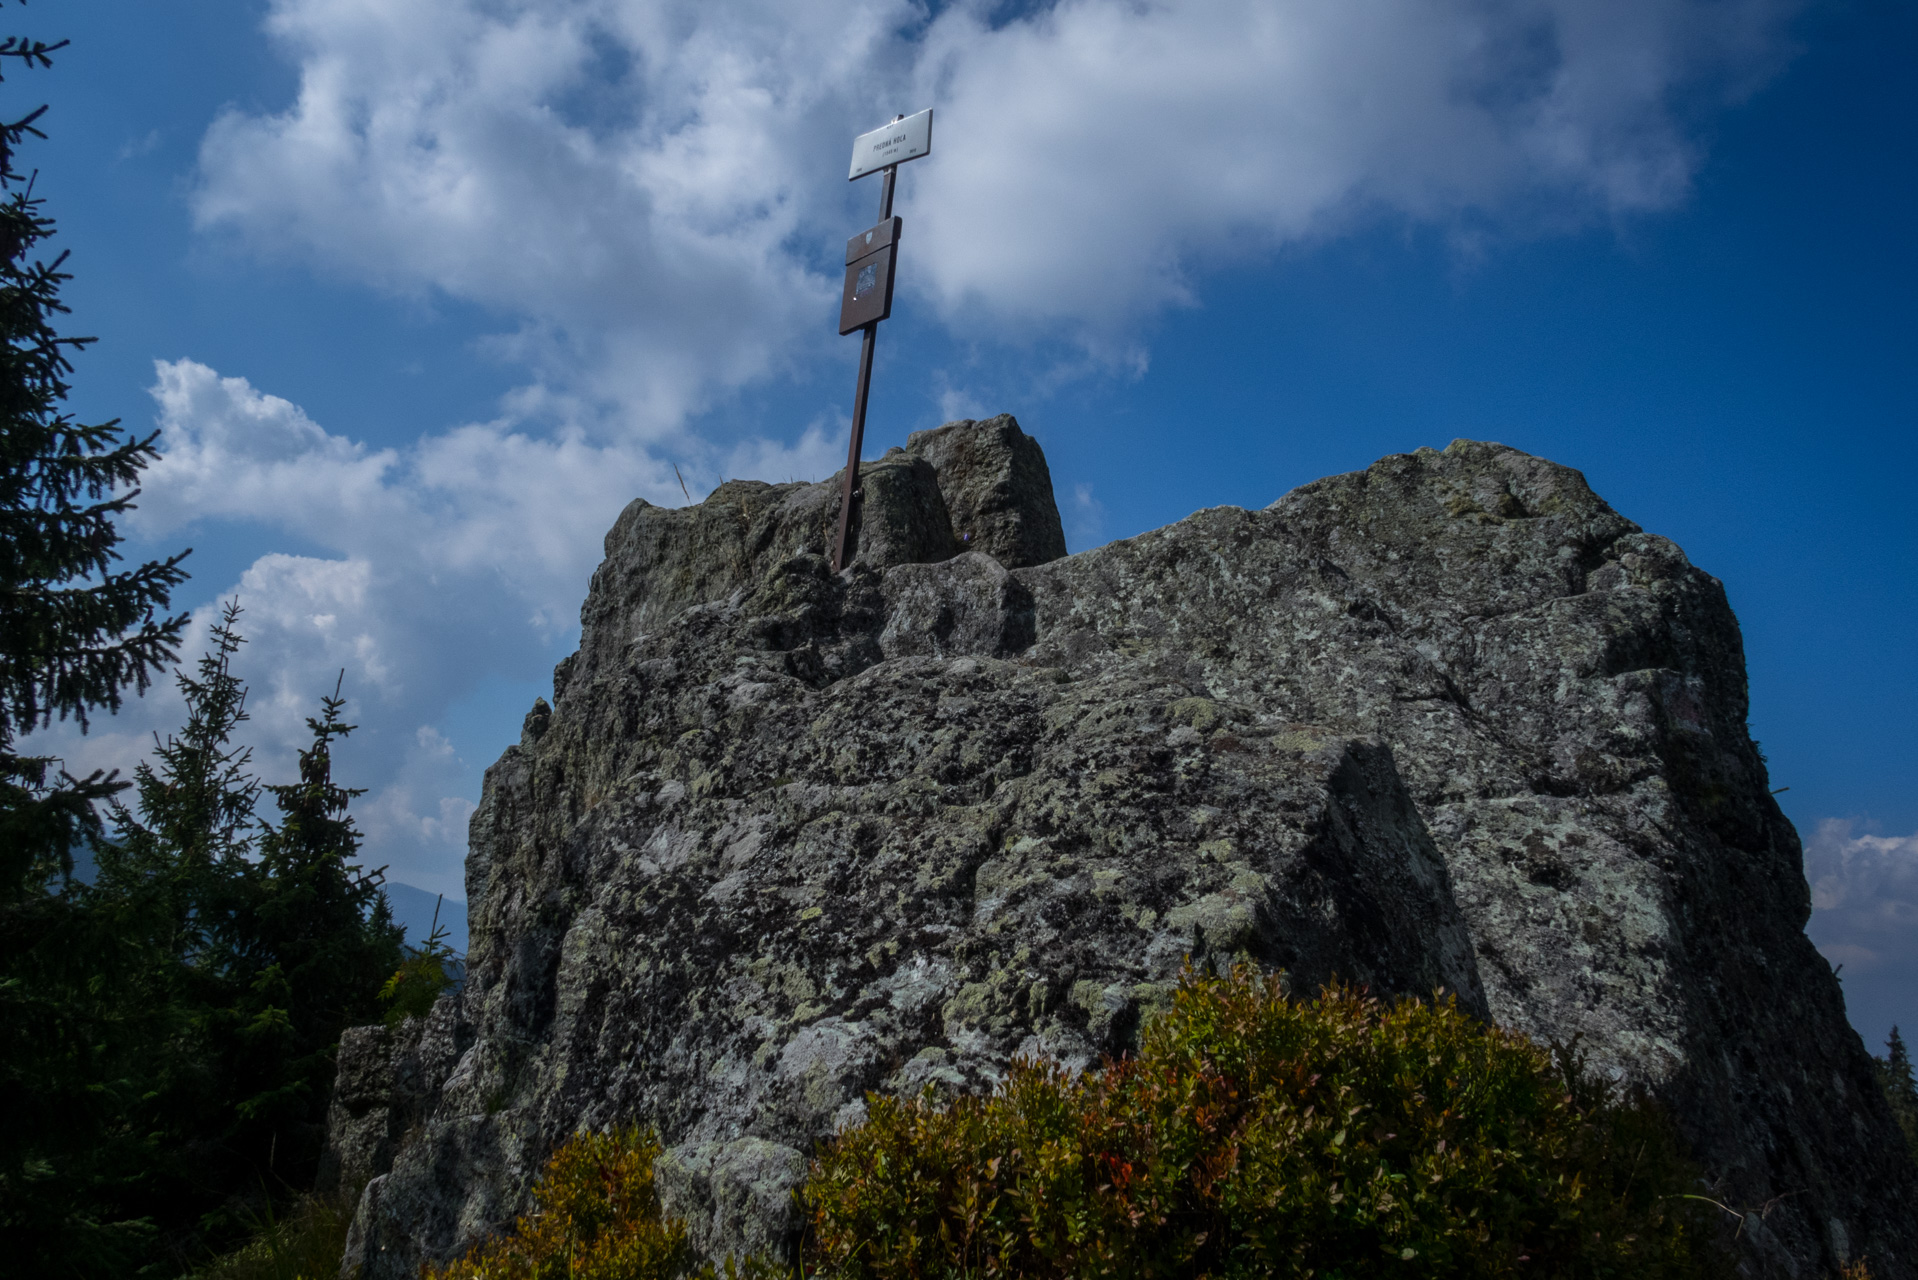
0, 26, 189, 900
0, 12, 191, 1273
215, 672, 400, 1194
97, 612, 402, 1257
0, 15, 400, 1269
1875, 1026, 1918, 1158
94, 603, 268, 1253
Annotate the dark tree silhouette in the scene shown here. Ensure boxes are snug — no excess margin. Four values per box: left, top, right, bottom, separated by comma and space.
0, 11, 191, 1272
1875, 1026, 1918, 1159
0, 23, 189, 895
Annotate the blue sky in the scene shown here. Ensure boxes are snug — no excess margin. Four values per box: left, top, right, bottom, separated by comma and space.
23, 0, 1914, 1044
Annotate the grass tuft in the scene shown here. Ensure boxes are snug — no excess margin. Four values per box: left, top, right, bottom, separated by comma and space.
188, 1193, 356, 1280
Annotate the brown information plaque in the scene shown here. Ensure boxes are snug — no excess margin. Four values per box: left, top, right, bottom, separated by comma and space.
839, 218, 901, 334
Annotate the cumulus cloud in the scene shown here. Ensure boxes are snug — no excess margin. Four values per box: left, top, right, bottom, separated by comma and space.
1805, 818, 1918, 1050
912, 0, 1794, 332
194, 0, 1802, 416
723, 419, 846, 489
192, 0, 892, 430
135, 359, 675, 612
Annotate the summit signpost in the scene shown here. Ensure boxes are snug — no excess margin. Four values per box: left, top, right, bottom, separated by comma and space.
848, 109, 932, 180
832, 108, 932, 573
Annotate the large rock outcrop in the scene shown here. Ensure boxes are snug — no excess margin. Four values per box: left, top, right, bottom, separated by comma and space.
329, 417, 1916, 1279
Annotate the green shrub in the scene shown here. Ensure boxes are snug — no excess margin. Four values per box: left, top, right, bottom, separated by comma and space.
428, 970, 1723, 1280
427, 1128, 704, 1280
425, 1127, 787, 1280
802, 966, 1722, 1279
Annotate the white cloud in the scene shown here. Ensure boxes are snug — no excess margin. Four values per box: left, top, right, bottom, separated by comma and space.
356, 727, 479, 877
194, 0, 1802, 416
911, 0, 1794, 333
1807, 819, 1918, 974
136, 359, 670, 614
1805, 818, 1918, 1050
193, 0, 899, 431
722, 419, 845, 487
933, 382, 989, 425
1065, 480, 1105, 553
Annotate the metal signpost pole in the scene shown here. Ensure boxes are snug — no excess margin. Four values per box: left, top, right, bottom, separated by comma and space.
831, 158, 897, 573
831, 108, 930, 573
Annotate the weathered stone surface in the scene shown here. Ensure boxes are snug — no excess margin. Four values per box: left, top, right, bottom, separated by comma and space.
581, 456, 942, 647
655, 1138, 809, 1261
316, 1025, 406, 1199
906, 413, 1066, 567
577, 414, 1053, 656
878, 552, 1035, 661
333, 425, 1916, 1280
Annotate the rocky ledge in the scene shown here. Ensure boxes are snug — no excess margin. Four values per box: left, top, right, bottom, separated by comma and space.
325, 414, 1916, 1279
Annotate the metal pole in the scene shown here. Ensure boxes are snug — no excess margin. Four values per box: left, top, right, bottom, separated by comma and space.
831, 129, 902, 574
876, 153, 897, 222
831, 323, 876, 571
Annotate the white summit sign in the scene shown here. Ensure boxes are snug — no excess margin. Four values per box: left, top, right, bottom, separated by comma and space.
848, 108, 933, 181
